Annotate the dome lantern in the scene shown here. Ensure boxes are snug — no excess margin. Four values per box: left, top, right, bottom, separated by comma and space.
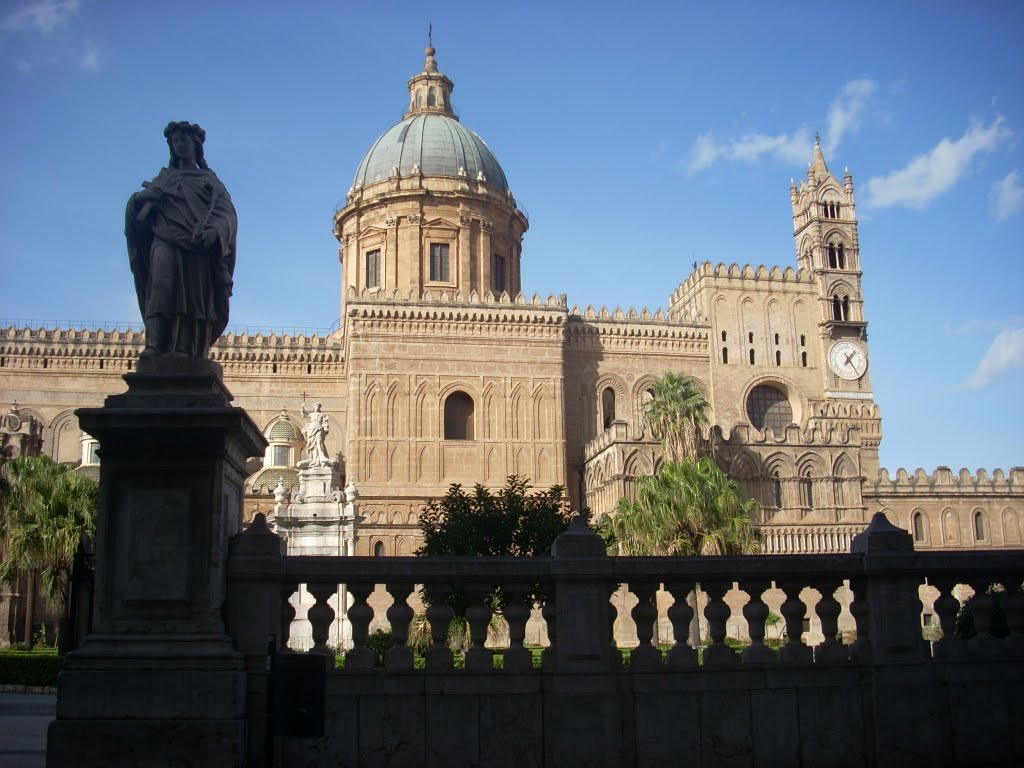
405, 46, 456, 120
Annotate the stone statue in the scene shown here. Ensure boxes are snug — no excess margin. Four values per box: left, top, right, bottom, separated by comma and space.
126, 121, 237, 359
299, 402, 333, 468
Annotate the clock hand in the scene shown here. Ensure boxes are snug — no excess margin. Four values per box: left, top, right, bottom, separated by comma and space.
844, 352, 855, 367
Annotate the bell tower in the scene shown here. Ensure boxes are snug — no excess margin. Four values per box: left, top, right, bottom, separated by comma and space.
791, 136, 873, 396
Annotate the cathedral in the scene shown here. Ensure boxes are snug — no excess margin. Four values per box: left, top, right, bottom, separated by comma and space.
1, 46, 1021, 567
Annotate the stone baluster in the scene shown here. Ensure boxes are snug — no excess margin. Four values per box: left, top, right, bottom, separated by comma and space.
541, 592, 557, 670
608, 582, 622, 670
465, 583, 494, 672
847, 576, 871, 663
628, 581, 661, 670
778, 579, 813, 664
664, 580, 697, 668
1001, 576, 1024, 657
813, 578, 848, 663
702, 580, 737, 666
501, 583, 533, 672
424, 583, 455, 670
929, 578, 966, 659
385, 582, 416, 670
280, 581, 298, 650
307, 582, 337, 662
344, 583, 375, 670
965, 579, 1002, 657
739, 579, 775, 664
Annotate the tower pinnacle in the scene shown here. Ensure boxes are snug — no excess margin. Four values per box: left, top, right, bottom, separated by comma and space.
405, 43, 456, 120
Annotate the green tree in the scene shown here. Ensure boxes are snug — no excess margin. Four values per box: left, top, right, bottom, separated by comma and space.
417, 476, 569, 559
0, 456, 98, 636
601, 457, 760, 556
417, 476, 571, 623
643, 372, 711, 462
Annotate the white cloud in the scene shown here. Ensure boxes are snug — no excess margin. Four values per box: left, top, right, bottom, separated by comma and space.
824, 78, 877, 155
79, 39, 99, 71
960, 327, 1024, 391
990, 169, 1024, 222
0, 0, 79, 34
863, 117, 1012, 209
679, 128, 811, 176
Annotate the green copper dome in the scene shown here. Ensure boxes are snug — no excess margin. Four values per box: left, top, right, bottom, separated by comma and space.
352, 113, 509, 193
351, 46, 510, 195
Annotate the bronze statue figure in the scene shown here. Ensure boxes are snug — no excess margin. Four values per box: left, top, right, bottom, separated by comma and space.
126, 121, 237, 358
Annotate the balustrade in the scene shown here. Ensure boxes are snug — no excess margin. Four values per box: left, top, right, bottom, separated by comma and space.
231, 515, 1024, 676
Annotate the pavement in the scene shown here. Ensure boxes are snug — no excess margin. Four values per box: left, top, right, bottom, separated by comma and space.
0, 692, 54, 768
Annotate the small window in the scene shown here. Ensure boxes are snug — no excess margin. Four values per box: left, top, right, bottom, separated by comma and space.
912, 512, 926, 542
748, 331, 754, 343
272, 445, 291, 467
601, 387, 616, 429
775, 350, 781, 366
749, 349, 755, 365
801, 351, 807, 368
774, 333, 780, 345
85, 441, 100, 465
444, 391, 474, 440
800, 473, 814, 510
373, 541, 386, 557
773, 473, 782, 508
427, 87, 436, 107
827, 243, 837, 269
974, 511, 986, 541
837, 244, 846, 270
721, 331, 727, 342
365, 249, 381, 289
429, 243, 451, 282
722, 347, 728, 364
493, 254, 506, 293
800, 335, 806, 346
416, 91, 423, 108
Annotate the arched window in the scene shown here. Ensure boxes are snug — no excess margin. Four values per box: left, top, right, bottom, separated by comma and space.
827, 243, 837, 269
749, 349, 755, 365
912, 512, 925, 542
974, 510, 986, 541
842, 295, 850, 321
427, 87, 436, 107
373, 541, 386, 557
800, 472, 814, 511
773, 472, 782, 509
601, 387, 616, 429
837, 244, 846, 269
722, 347, 728, 364
444, 391, 474, 440
775, 350, 781, 366
801, 351, 807, 367
745, 384, 793, 432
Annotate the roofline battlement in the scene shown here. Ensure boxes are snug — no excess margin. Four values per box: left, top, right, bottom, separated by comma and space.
346, 286, 566, 308
871, 466, 1024, 494
715, 422, 863, 447
670, 261, 810, 305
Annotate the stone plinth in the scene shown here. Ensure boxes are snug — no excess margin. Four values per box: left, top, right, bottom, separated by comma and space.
47, 360, 267, 768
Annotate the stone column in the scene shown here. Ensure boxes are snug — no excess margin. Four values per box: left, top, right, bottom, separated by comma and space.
47, 359, 266, 768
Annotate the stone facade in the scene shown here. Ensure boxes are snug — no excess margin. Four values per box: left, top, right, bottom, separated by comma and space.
0, 47, 1020, 562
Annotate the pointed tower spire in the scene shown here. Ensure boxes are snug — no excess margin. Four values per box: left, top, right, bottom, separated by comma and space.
405, 41, 457, 120
809, 133, 830, 181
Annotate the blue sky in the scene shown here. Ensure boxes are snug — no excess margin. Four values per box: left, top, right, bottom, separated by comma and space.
1, 1, 1021, 474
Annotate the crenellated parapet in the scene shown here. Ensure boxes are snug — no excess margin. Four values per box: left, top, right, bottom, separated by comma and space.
871, 466, 1024, 495
346, 286, 567, 308
0, 324, 344, 374
668, 261, 811, 322
565, 307, 708, 355
714, 422, 863, 447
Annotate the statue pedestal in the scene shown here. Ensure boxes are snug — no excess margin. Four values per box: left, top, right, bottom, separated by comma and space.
47, 363, 266, 768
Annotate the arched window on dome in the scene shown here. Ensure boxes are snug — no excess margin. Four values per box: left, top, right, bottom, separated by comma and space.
601, 388, 616, 430
444, 391, 474, 440
427, 87, 436, 107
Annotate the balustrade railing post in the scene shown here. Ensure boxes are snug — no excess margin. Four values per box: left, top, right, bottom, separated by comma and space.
385, 582, 415, 670
739, 579, 775, 664
344, 583, 375, 670
851, 512, 923, 664
1002, 576, 1024, 657
424, 583, 455, 671
664, 581, 698, 668
964, 578, 1004, 657
226, 513, 285, 768
465, 583, 495, 672
551, 515, 614, 672
541, 592, 557, 670
813, 578, 848, 664
628, 582, 661, 670
848, 575, 872, 664
778, 579, 813, 664
929, 578, 966, 659
280, 581, 297, 651
702, 580, 738, 666
501, 583, 533, 672
306, 582, 338, 663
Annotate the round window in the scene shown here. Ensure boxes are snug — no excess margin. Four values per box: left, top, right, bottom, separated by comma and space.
746, 385, 793, 432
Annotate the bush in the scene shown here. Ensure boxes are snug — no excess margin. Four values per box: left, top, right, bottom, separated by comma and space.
366, 629, 393, 667
0, 648, 62, 686
955, 588, 1010, 640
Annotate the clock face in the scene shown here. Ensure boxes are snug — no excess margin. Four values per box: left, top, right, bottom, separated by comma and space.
828, 340, 867, 380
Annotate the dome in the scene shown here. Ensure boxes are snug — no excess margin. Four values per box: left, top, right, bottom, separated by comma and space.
352, 114, 510, 194
268, 419, 298, 441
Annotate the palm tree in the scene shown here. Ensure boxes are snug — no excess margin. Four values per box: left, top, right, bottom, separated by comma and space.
603, 458, 760, 557
0, 455, 98, 644
643, 373, 710, 462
